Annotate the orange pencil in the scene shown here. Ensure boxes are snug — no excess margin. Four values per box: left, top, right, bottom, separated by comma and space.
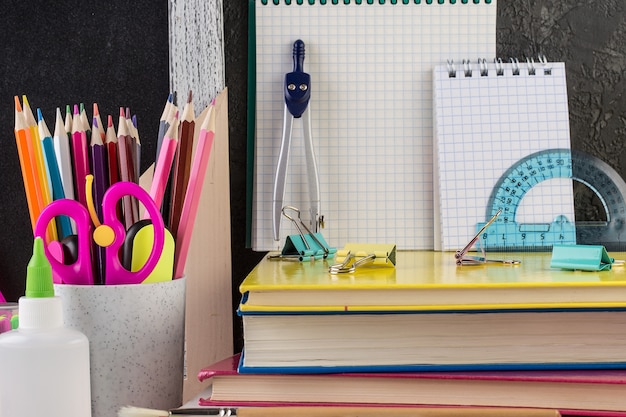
22, 96, 53, 207
13, 96, 45, 233
22, 96, 57, 241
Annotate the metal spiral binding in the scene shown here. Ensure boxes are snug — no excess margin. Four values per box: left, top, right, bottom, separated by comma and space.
446, 55, 551, 78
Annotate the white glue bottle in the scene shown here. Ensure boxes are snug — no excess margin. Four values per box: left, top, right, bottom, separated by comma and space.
0, 237, 92, 417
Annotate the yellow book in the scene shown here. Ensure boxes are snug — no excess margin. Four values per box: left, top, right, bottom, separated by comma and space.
237, 251, 626, 373
240, 250, 626, 313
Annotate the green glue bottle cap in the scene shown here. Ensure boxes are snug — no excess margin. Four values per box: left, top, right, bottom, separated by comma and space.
19, 237, 62, 329
25, 237, 54, 298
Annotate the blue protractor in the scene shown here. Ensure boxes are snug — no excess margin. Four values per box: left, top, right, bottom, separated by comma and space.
477, 149, 626, 251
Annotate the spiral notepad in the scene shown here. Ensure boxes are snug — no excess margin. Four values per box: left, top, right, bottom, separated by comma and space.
251, 0, 497, 251
433, 59, 575, 251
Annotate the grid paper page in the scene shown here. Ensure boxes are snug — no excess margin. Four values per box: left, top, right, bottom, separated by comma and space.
252, 1, 497, 251
433, 61, 575, 251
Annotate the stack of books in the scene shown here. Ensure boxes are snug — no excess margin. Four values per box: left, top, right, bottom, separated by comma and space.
197, 251, 626, 416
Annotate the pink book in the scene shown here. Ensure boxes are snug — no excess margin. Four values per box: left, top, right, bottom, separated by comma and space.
197, 353, 626, 417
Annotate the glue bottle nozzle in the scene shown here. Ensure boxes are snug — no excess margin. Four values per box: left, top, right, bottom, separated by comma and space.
25, 237, 54, 298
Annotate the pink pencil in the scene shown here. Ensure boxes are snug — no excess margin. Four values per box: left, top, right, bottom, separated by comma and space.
71, 104, 90, 207
173, 104, 215, 279
146, 112, 179, 217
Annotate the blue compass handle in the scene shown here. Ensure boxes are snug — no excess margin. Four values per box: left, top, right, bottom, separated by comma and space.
293, 39, 305, 73
284, 39, 311, 118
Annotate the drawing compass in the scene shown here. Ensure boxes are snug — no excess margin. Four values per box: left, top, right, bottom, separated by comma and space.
272, 39, 321, 242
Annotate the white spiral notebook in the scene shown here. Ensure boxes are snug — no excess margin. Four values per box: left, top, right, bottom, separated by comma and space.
251, 0, 497, 251
433, 59, 576, 252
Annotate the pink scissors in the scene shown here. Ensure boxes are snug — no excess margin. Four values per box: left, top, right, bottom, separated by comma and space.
34, 181, 165, 285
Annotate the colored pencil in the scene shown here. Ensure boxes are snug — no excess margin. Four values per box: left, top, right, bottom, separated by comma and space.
22, 96, 53, 206
53, 107, 75, 203
116, 107, 137, 229
64, 104, 72, 135
90, 117, 109, 221
79, 103, 91, 139
174, 103, 215, 279
105, 114, 123, 221
160, 98, 179, 223
147, 111, 179, 216
13, 96, 45, 233
155, 93, 173, 164
93, 103, 106, 141
71, 104, 91, 208
125, 108, 135, 179
38, 108, 73, 239
90, 116, 109, 285
168, 90, 195, 238
22, 96, 57, 241
131, 114, 141, 182
105, 115, 120, 186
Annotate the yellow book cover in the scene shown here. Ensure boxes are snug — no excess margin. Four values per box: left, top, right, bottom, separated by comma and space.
239, 251, 626, 312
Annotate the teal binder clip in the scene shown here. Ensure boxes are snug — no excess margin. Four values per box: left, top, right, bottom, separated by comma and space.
550, 244, 614, 271
269, 206, 336, 261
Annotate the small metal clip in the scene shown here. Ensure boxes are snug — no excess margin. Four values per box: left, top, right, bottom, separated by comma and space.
329, 251, 354, 273
329, 252, 377, 274
267, 253, 303, 262
455, 209, 521, 266
282, 206, 331, 258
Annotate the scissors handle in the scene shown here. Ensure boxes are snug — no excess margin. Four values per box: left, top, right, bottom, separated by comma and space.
102, 182, 165, 285
34, 199, 95, 285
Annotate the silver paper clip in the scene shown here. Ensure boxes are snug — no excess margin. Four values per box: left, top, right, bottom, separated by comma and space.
455, 209, 520, 266
329, 251, 377, 274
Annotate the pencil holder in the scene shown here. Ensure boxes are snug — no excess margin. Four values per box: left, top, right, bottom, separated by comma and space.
54, 277, 186, 417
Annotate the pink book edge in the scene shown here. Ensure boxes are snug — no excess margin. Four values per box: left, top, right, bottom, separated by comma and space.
198, 353, 626, 385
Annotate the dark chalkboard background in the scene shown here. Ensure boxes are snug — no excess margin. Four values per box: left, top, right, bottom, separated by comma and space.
0, 1, 168, 301
1, 1, 624, 353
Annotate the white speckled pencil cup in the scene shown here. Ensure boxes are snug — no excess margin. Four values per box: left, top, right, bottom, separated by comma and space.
54, 277, 186, 417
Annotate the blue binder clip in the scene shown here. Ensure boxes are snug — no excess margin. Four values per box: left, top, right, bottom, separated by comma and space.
269, 206, 336, 261
550, 244, 614, 271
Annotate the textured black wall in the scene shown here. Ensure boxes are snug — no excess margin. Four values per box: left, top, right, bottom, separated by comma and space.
497, 1, 626, 223
0, 1, 169, 302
